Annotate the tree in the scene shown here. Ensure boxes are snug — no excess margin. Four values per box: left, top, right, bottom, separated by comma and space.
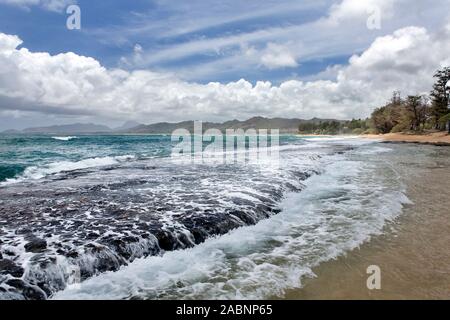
404, 95, 429, 131
370, 92, 406, 133
418, 96, 431, 129
348, 118, 367, 130
298, 122, 316, 133
430, 67, 450, 131
439, 113, 450, 132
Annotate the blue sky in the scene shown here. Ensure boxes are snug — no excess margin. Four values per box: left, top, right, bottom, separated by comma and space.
0, 0, 449, 129
0, 0, 343, 83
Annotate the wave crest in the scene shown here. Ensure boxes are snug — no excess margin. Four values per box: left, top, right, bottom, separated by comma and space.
52, 136, 78, 141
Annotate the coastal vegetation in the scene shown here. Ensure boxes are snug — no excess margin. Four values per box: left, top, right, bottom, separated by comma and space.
298, 119, 369, 135
298, 67, 450, 135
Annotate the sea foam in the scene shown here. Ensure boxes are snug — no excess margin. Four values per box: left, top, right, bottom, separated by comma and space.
0, 155, 134, 186
53, 142, 409, 300
52, 136, 78, 141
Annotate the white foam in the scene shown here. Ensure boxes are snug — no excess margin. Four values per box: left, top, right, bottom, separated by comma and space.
300, 135, 361, 142
1, 155, 134, 186
52, 136, 78, 141
53, 145, 409, 300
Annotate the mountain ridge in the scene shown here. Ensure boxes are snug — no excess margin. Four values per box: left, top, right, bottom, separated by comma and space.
20, 123, 112, 134
1, 117, 347, 134
125, 116, 346, 134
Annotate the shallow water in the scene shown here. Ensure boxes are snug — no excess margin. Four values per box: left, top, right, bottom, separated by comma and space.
0, 135, 414, 299
285, 144, 450, 300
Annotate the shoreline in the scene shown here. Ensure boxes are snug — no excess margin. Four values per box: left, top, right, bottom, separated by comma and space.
284, 142, 450, 300
364, 132, 450, 146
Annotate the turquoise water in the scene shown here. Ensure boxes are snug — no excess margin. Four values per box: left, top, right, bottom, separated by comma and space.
0, 134, 301, 183
0, 135, 173, 182
0, 134, 412, 300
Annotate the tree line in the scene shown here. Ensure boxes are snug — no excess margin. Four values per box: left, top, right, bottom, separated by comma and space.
298, 67, 450, 135
298, 119, 369, 135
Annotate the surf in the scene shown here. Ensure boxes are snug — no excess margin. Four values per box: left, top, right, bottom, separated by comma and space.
52, 142, 409, 300
52, 136, 78, 141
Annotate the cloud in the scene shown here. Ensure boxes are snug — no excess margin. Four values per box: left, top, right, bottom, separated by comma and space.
0, 23, 449, 124
0, 0, 75, 12
96, 0, 327, 43
260, 43, 298, 69
0, 33, 22, 51
326, 0, 396, 24
116, 0, 450, 83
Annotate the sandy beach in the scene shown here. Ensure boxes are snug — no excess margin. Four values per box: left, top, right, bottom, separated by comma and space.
364, 132, 450, 146
284, 142, 450, 300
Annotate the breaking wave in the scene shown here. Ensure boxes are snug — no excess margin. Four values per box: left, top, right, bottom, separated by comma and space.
0, 136, 411, 300
53, 146, 410, 300
0, 155, 135, 186
52, 136, 78, 141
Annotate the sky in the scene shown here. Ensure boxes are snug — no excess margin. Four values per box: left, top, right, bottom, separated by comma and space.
0, 0, 450, 130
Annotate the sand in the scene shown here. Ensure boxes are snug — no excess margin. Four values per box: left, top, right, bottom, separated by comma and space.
364, 132, 450, 145
283, 143, 450, 300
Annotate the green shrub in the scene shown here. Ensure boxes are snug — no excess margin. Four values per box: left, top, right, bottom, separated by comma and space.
391, 121, 409, 133
352, 128, 364, 135
364, 128, 379, 135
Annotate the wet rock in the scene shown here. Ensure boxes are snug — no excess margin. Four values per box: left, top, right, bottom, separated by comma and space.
0, 148, 322, 299
216, 216, 244, 233
104, 236, 141, 260
231, 197, 254, 206
83, 243, 125, 276
189, 228, 209, 244
30, 254, 57, 268
24, 238, 47, 253
155, 231, 178, 251
3, 249, 15, 257
5, 279, 46, 300
285, 182, 303, 192
66, 250, 79, 258
292, 171, 312, 181
15, 228, 32, 235
85, 232, 100, 240
229, 210, 257, 225
255, 204, 274, 219
176, 232, 195, 248
0, 259, 25, 277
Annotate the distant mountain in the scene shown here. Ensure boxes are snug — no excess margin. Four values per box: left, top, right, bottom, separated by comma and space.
114, 121, 143, 132
125, 117, 346, 134
0, 129, 21, 134
128, 121, 203, 134
22, 123, 112, 134
2, 117, 347, 135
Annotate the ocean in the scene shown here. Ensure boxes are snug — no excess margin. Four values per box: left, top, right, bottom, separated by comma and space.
0, 134, 412, 299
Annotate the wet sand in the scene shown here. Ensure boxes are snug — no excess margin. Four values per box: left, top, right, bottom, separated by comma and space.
284, 144, 450, 300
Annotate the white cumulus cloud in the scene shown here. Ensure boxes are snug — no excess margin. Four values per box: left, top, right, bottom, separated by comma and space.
327, 0, 396, 24
0, 23, 449, 123
260, 43, 299, 69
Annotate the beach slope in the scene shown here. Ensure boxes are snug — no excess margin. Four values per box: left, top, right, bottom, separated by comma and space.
365, 132, 450, 146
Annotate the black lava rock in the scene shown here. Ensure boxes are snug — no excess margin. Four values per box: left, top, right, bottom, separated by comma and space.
0, 259, 25, 277
24, 238, 47, 253
66, 250, 79, 258
155, 231, 177, 251
15, 228, 32, 235
5, 279, 47, 300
